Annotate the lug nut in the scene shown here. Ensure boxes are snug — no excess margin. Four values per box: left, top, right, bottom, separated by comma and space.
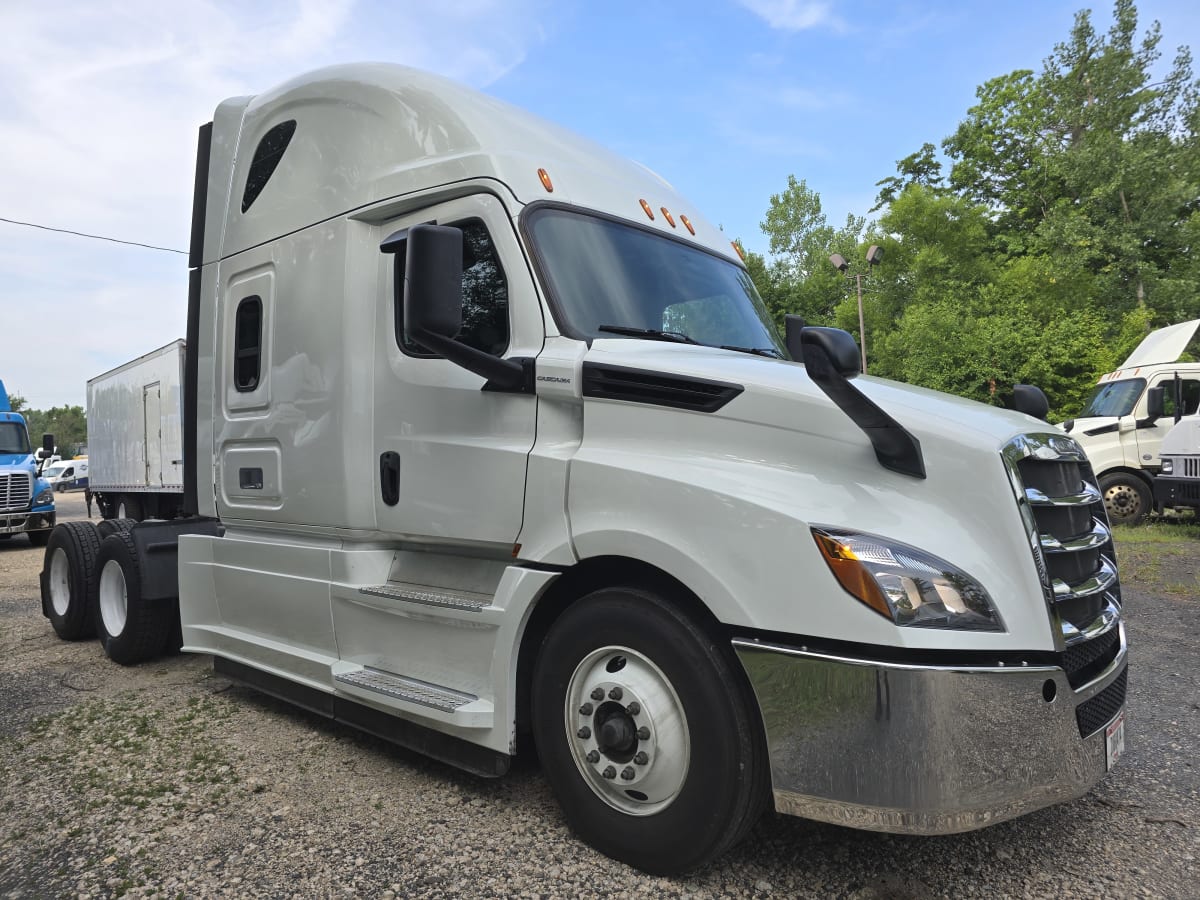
626, 701, 641, 715
620, 767, 636, 781
577, 726, 591, 739
579, 703, 594, 716
636, 726, 650, 740
586, 750, 600, 764
602, 766, 617, 780
590, 688, 604, 701
609, 687, 623, 701
634, 751, 649, 765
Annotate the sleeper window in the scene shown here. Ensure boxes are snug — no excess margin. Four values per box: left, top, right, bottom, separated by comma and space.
234, 296, 263, 392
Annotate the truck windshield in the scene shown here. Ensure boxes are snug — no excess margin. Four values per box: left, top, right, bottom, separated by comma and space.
0, 422, 32, 454
1079, 378, 1146, 418
526, 208, 786, 356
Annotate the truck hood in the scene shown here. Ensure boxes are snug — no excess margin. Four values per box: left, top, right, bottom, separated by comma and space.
1120, 319, 1200, 368
586, 340, 1045, 456
0, 452, 36, 470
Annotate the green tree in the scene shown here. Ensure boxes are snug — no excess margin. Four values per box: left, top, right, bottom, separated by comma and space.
22, 406, 88, 457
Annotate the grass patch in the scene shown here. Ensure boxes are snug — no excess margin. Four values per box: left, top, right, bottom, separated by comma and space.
1112, 519, 1200, 545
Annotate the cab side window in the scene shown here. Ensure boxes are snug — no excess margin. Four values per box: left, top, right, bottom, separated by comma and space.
1163, 379, 1200, 418
394, 219, 509, 357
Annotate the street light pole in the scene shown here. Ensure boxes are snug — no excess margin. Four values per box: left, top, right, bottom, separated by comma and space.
829, 246, 883, 375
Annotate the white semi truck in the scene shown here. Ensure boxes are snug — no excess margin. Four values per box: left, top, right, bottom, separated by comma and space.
39, 65, 1128, 874
1154, 414, 1200, 513
1064, 319, 1200, 523
87, 340, 186, 520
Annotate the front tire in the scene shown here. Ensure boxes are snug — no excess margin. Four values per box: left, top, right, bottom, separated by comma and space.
1100, 472, 1151, 525
93, 531, 171, 665
531, 587, 768, 875
41, 522, 101, 640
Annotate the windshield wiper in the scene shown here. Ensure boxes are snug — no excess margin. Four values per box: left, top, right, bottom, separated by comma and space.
597, 325, 701, 345
719, 345, 784, 358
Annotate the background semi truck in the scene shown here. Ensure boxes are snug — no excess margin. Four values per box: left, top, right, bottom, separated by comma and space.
39, 64, 1128, 874
1065, 319, 1200, 523
87, 340, 186, 520
0, 379, 56, 546
1154, 413, 1200, 513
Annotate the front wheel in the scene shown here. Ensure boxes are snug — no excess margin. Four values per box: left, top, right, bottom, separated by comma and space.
1100, 472, 1151, 525
531, 587, 768, 875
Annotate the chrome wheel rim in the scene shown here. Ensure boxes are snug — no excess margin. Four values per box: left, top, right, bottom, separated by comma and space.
49, 548, 70, 617
99, 559, 128, 637
564, 645, 689, 816
1103, 482, 1143, 521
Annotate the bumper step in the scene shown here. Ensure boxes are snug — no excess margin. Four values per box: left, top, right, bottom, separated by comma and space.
332, 666, 494, 728
358, 582, 491, 612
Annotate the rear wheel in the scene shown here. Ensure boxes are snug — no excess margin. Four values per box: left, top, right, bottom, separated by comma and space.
1100, 472, 1151, 525
115, 495, 143, 521
41, 522, 101, 640
531, 587, 768, 875
93, 531, 171, 665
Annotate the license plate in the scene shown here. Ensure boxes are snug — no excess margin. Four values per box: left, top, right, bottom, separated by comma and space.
1105, 710, 1126, 770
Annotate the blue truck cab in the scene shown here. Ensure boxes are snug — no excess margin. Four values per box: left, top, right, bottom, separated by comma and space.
0, 380, 55, 546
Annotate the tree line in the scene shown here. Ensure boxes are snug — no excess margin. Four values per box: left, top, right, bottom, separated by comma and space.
743, 0, 1199, 419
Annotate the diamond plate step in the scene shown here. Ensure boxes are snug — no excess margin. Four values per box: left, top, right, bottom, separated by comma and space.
358, 582, 490, 612
334, 668, 477, 713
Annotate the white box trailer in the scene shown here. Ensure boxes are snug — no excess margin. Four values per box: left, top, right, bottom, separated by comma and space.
39, 65, 1129, 875
86, 340, 185, 520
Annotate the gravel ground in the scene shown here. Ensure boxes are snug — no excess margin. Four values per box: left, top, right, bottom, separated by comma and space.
1, 494, 1198, 898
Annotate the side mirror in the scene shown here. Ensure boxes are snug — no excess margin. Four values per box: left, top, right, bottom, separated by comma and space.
784, 315, 806, 362
800, 327, 862, 379
1012, 384, 1049, 421
404, 224, 464, 344
42, 433, 55, 455
1146, 385, 1165, 421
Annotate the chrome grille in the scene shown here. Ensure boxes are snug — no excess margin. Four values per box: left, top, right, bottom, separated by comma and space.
1178, 456, 1200, 478
1002, 434, 1122, 650
0, 472, 32, 512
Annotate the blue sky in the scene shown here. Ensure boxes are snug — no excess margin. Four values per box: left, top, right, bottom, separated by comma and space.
2, 0, 1197, 407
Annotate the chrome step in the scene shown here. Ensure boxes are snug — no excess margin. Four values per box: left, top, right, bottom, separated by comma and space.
1052, 557, 1118, 602
1040, 519, 1110, 553
334, 668, 477, 712
359, 582, 491, 612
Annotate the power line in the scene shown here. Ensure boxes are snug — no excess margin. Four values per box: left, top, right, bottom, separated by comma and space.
0, 216, 186, 255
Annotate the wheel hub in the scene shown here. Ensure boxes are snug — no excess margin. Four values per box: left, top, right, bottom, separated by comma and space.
49, 548, 70, 617
564, 646, 690, 816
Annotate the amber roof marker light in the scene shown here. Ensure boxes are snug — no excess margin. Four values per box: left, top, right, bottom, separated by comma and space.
660, 207, 676, 227
537, 168, 554, 192
639, 199, 655, 220
679, 215, 695, 235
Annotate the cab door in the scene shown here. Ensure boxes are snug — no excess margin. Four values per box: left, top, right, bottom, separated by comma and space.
1136, 374, 1200, 468
372, 193, 542, 551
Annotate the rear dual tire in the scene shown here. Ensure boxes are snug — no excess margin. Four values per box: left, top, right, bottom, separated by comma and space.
93, 531, 173, 665
42, 522, 101, 640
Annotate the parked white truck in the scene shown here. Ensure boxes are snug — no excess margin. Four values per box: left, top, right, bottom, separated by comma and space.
1064, 319, 1200, 523
1154, 413, 1200, 513
39, 64, 1128, 874
87, 340, 186, 520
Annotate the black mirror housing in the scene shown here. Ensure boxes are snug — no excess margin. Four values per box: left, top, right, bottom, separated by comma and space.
1146, 385, 1165, 421
42, 433, 55, 455
404, 224, 464, 341
1012, 384, 1050, 421
800, 327, 861, 379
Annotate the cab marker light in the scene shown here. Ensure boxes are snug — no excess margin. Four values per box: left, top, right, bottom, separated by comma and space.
660, 207, 676, 227
679, 215, 695, 235
639, 199, 655, 220
538, 168, 554, 192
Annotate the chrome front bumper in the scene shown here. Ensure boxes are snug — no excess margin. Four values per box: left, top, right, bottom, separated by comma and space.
733, 626, 1127, 834
0, 510, 54, 535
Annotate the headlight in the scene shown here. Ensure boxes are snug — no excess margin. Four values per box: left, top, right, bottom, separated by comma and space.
812, 527, 1004, 632
34, 488, 54, 506
1161, 458, 1173, 474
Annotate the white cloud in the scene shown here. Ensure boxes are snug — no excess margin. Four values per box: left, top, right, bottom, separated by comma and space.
0, 1, 550, 408
736, 1, 841, 32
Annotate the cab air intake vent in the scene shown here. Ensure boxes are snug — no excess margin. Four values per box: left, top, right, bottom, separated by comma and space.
581, 363, 742, 413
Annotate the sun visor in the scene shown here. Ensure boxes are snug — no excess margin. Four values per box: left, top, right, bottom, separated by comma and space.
1120, 319, 1200, 368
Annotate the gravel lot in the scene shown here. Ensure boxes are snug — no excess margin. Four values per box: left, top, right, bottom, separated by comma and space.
2, 494, 1198, 898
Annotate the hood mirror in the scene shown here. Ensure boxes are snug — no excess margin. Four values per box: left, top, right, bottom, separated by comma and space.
1012, 384, 1049, 421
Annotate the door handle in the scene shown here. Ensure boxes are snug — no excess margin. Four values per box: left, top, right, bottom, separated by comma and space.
380, 451, 400, 506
